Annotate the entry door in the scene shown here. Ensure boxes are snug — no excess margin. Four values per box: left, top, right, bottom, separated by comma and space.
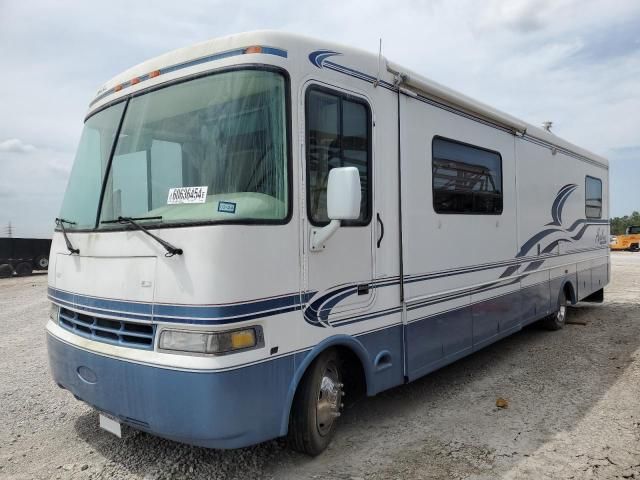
303, 83, 375, 326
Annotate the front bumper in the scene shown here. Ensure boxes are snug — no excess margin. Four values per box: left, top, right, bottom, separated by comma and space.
47, 333, 295, 448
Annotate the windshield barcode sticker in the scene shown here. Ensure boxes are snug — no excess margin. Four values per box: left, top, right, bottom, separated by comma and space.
167, 186, 208, 204
217, 201, 236, 214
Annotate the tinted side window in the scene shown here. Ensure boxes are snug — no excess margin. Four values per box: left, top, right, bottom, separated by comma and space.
306, 87, 371, 225
432, 137, 503, 214
585, 176, 602, 219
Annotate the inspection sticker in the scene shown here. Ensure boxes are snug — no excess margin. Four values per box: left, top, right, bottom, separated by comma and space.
167, 186, 208, 204
217, 201, 236, 214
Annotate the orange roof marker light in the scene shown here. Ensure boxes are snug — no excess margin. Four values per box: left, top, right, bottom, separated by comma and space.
244, 46, 263, 54
130, 77, 140, 85
114, 84, 123, 92
149, 70, 161, 78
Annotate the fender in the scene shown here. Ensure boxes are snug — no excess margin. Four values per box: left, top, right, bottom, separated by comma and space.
278, 334, 374, 436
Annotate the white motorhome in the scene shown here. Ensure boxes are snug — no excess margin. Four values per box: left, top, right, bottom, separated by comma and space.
47, 31, 609, 455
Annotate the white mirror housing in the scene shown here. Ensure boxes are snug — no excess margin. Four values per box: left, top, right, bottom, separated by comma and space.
327, 167, 361, 220
310, 167, 362, 251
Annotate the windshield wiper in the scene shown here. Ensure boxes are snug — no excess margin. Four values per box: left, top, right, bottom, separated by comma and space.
101, 216, 183, 257
55, 218, 80, 255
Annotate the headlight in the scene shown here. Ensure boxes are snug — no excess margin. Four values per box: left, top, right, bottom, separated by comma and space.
158, 326, 262, 355
49, 304, 60, 323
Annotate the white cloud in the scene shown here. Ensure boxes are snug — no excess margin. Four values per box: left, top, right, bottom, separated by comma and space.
0, 138, 36, 153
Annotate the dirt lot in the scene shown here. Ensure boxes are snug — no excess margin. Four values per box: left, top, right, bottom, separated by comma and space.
1, 253, 639, 479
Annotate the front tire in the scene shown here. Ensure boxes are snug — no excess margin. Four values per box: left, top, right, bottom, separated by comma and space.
543, 289, 568, 330
288, 349, 344, 456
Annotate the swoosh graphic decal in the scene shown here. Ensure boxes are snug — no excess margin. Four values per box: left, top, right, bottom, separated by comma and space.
547, 184, 578, 226
304, 285, 355, 327
309, 50, 342, 68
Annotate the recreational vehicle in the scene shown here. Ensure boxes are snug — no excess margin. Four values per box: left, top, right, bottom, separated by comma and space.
47, 31, 609, 455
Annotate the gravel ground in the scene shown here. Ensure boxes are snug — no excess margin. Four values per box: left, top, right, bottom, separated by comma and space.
1, 253, 639, 479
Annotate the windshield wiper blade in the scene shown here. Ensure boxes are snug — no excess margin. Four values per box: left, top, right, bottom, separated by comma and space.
101, 215, 163, 223
55, 218, 80, 255
102, 216, 183, 257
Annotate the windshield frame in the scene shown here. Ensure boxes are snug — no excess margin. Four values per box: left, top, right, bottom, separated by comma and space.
58, 64, 292, 233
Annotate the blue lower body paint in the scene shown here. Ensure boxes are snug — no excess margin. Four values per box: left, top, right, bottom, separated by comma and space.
47, 334, 295, 449
47, 324, 406, 449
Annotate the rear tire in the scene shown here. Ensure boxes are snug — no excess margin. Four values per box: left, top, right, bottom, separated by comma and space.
288, 349, 344, 456
34, 255, 49, 270
15, 262, 33, 277
542, 289, 568, 330
0, 264, 13, 278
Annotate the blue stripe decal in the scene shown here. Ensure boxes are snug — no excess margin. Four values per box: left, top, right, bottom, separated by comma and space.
330, 307, 403, 328
49, 295, 152, 322
50, 243, 607, 329
49, 287, 315, 325
90, 46, 288, 107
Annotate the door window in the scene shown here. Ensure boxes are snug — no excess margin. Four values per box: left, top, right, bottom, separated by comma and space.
306, 86, 371, 226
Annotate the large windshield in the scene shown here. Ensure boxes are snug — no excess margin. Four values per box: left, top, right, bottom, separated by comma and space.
60, 68, 289, 230
58, 103, 125, 229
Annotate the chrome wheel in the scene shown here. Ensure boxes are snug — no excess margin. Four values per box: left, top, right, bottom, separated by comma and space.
543, 289, 568, 330
315, 360, 342, 436
557, 304, 567, 324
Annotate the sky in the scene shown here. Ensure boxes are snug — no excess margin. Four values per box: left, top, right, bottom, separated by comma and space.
0, 0, 639, 238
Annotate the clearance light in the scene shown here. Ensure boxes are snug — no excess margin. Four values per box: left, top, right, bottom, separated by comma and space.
114, 84, 123, 92
149, 70, 161, 78
131, 77, 140, 85
244, 46, 263, 54
159, 327, 261, 355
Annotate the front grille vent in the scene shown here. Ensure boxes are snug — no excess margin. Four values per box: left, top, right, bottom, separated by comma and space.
59, 308, 154, 350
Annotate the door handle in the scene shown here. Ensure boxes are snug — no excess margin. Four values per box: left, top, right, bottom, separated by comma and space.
376, 212, 384, 248
357, 284, 370, 295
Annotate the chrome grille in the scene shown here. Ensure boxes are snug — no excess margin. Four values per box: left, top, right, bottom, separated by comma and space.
59, 308, 155, 350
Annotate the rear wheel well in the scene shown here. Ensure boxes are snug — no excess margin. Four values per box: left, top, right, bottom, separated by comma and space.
563, 281, 576, 305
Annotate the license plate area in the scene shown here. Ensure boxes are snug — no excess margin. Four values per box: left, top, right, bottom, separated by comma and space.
99, 412, 122, 438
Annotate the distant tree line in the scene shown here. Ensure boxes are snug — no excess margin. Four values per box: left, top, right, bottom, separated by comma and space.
610, 211, 640, 235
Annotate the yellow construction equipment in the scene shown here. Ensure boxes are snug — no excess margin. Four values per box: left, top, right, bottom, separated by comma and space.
610, 226, 640, 251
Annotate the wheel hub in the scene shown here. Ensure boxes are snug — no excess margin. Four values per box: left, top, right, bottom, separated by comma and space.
557, 304, 567, 323
315, 361, 342, 436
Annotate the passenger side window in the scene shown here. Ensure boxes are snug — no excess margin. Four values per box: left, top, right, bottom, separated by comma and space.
432, 137, 503, 215
585, 176, 602, 219
306, 87, 371, 225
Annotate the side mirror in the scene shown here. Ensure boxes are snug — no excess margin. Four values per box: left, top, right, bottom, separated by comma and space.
310, 167, 361, 251
327, 167, 362, 220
